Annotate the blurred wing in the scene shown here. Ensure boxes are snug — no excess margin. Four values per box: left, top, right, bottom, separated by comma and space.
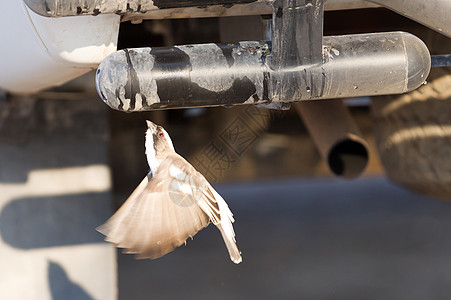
96, 158, 210, 259
97, 153, 241, 263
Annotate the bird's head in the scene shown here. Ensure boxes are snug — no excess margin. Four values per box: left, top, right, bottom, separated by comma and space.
145, 120, 175, 160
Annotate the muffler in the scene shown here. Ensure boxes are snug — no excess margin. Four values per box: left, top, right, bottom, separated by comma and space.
96, 31, 430, 112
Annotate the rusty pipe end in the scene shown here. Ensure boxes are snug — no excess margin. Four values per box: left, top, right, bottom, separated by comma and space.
327, 134, 369, 179
294, 101, 369, 179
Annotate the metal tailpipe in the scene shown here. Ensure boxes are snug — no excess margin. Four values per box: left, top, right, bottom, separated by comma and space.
95, 31, 430, 112
293, 101, 368, 179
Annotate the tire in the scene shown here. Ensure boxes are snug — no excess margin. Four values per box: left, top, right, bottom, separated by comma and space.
372, 67, 451, 199
372, 28, 451, 200
371, 26, 451, 200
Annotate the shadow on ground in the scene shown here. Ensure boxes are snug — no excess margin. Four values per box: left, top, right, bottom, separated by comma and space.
48, 261, 93, 300
0, 193, 110, 249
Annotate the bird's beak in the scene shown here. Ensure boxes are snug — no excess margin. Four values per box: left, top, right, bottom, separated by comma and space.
146, 120, 157, 133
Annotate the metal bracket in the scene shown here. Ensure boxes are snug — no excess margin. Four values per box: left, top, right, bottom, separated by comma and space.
270, 0, 323, 68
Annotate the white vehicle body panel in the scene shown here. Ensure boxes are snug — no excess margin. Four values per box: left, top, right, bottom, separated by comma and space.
0, 0, 120, 94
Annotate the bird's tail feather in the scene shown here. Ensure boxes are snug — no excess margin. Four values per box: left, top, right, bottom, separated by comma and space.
208, 185, 242, 264
218, 224, 242, 264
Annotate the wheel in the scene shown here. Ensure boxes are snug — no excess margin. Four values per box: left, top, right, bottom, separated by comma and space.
371, 28, 451, 199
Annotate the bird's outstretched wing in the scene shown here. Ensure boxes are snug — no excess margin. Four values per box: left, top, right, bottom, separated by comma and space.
97, 153, 241, 263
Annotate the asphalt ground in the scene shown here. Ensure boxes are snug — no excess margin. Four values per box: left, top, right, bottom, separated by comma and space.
118, 176, 451, 300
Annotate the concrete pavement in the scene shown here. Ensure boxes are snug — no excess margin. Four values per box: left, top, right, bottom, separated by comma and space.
118, 177, 451, 300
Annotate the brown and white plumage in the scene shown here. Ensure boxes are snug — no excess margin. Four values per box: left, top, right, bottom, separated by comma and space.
97, 120, 241, 264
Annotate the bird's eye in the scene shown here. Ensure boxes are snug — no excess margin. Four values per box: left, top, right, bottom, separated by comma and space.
159, 132, 164, 137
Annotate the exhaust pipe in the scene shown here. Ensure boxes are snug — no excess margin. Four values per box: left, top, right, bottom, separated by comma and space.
95, 31, 430, 112
293, 100, 368, 179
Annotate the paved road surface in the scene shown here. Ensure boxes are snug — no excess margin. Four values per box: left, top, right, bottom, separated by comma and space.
118, 177, 451, 300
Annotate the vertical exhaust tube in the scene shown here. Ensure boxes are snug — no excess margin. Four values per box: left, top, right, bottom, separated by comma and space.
294, 100, 369, 179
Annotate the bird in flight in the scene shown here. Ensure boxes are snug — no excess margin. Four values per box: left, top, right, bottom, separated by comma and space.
97, 120, 242, 264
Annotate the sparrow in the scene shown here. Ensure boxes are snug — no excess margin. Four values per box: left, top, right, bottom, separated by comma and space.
97, 120, 242, 264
